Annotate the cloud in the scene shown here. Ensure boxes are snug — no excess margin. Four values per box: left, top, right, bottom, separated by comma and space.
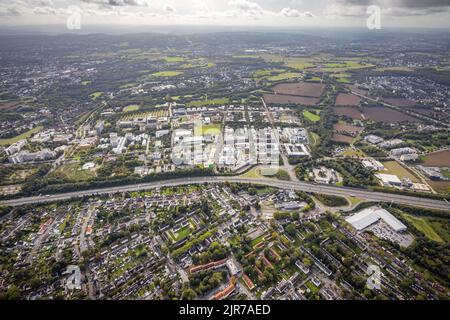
280, 7, 314, 18
326, 0, 450, 18
163, 4, 176, 13
80, 0, 150, 6
228, 0, 264, 16
33, 6, 57, 15
0, 7, 22, 17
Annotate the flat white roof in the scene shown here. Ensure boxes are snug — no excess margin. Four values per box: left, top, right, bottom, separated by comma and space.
346, 207, 407, 232
376, 173, 402, 184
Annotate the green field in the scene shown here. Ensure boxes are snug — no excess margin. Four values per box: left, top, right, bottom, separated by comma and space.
303, 110, 321, 122
442, 168, 450, 179
0, 126, 43, 146
195, 123, 222, 136
81, 80, 92, 85
164, 56, 185, 62
174, 226, 192, 241
240, 167, 264, 179
379, 161, 420, 183
266, 72, 300, 82
123, 104, 140, 112
253, 69, 286, 78
341, 147, 366, 158
308, 132, 320, 146
48, 163, 95, 182
186, 98, 229, 107
89, 91, 103, 100
403, 214, 443, 243
151, 71, 183, 77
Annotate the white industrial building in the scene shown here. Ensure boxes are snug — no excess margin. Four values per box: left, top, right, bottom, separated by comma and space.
375, 173, 403, 187
346, 206, 407, 232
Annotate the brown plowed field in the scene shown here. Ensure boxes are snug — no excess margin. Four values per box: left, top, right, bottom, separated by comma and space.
333, 106, 363, 120
362, 107, 418, 123
335, 93, 361, 106
331, 133, 353, 144
383, 98, 417, 107
422, 150, 450, 167
333, 123, 364, 133
272, 82, 325, 98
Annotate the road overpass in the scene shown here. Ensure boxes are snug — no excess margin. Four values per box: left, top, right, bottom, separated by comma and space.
1, 177, 449, 211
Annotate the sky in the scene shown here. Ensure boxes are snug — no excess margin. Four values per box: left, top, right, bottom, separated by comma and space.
1, 0, 450, 29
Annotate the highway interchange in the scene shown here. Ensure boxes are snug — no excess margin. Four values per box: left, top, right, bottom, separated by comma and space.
1, 176, 449, 211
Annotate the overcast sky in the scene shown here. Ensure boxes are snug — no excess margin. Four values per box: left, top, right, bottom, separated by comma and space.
1, 0, 450, 28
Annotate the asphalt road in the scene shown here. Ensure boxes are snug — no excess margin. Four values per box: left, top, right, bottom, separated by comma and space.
1, 176, 449, 211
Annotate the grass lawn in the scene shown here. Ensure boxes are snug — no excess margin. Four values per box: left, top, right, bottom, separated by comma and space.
379, 161, 420, 183
164, 56, 184, 62
303, 110, 321, 122
187, 98, 229, 107
123, 104, 140, 112
308, 132, 320, 146
240, 167, 264, 179
307, 76, 322, 82
89, 91, 103, 100
403, 214, 444, 243
151, 71, 183, 77
81, 80, 92, 85
0, 126, 43, 146
341, 147, 366, 158
348, 197, 365, 207
174, 226, 192, 241
48, 163, 95, 182
195, 123, 222, 136
250, 235, 264, 247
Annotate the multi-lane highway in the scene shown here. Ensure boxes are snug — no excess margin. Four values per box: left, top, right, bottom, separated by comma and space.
1, 176, 449, 211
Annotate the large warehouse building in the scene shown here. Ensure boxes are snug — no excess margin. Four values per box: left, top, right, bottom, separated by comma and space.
345, 207, 407, 232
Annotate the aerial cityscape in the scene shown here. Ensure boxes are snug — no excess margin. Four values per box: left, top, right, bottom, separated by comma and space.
0, 0, 449, 304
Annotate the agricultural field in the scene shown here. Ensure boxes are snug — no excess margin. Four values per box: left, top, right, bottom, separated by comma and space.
383, 98, 417, 107
272, 82, 326, 98
379, 161, 420, 183
362, 107, 418, 123
331, 133, 353, 144
345, 84, 369, 96
0, 126, 43, 146
332, 106, 363, 120
331, 73, 352, 83
421, 149, 450, 167
335, 93, 361, 106
333, 123, 364, 134
265, 72, 301, 82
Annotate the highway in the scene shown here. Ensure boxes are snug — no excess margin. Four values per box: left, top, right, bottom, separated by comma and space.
1, 176, 449, 211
